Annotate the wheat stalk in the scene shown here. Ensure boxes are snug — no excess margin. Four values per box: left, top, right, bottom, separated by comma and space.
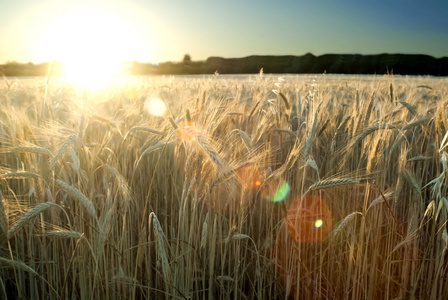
351, 123, 396, 146
12, 146, 52, 156
56, 179, 97, 221
183, 126, 224, 168
206, 162, 250, 194
329, 212, 363, 238
2, 72, 448, 299
1, 73, 11, 89
185, 109, 192, 122
303, 111, 319, 159
289, 104, 299, 132
247, 100, 260, 121
0, 257, 39, 276
417, 85, 433, 90
226, 112, 244, 116
150, 212, 172, 282
96, 208, 113, 258
0, 191, 7, 245
45, 230, 83, 239
389, 135, 407, 157
356, 89, 360, 111
273, 128, 297, 138
136, 142, 168, 166
77, 114, 85, 142
278, 91, 290, 110
169, 116, 179, 129
407, 156, 432, 162
0, 171, 41, 180
402, 117, 429, 131
317, 118, 330, 138
0, 257, 60, 297
50, 134, 77, 170
366, 192, 395, 212
307, 178, 359, 192
330, 115, 351, 152
124, 126, 165, 140
389, 83, 394, 102
398, 100, 418, 117
403, 169, 422, 196
364, 95, 374, 124
8, 202, 60, 238
200, 212, 209, 249
68, 146, 80, 173
231, 129, 253, 151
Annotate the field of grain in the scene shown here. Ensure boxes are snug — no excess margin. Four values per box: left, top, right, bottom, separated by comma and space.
1, 73, 447, 299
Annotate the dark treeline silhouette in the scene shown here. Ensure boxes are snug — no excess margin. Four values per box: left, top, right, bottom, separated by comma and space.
2, 53, 447, 77
148, 53, 447, 76
0, 62, 53, 77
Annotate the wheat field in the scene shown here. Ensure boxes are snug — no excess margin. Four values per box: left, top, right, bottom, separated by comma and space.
1, 73, 447, 299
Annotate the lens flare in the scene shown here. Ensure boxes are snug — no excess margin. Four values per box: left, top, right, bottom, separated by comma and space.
177, 121, 196, 142
270, 181, 290, 202
144, 97, 167, 117
258, 176, 281, 199
285, 195, 333, 242
235, 165, 265, 190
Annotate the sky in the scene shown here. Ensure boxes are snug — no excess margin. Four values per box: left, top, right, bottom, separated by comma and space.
1, 0, 447, 65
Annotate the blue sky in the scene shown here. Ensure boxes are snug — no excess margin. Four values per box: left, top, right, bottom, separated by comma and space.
1, 0, 447, 64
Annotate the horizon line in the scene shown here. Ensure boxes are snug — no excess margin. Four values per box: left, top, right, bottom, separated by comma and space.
2, 52, 447, 65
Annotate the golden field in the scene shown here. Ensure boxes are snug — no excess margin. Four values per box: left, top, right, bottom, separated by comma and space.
1, 73, 447, 299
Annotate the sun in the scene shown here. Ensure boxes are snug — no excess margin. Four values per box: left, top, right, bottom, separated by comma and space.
38, 5, 152, 88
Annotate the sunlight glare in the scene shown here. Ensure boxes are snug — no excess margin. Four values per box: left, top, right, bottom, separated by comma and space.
38, 5, 152, 88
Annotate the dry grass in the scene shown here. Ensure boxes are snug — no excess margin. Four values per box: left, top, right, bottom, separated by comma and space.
0, 73, 447, 299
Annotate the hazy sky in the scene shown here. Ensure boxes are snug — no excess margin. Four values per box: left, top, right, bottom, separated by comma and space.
1, 0, 447, 64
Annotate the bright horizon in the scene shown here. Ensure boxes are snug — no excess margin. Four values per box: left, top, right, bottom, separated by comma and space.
1, 0, 447, 66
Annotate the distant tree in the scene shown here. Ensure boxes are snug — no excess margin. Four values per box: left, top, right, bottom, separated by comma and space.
183, 54, 192, 65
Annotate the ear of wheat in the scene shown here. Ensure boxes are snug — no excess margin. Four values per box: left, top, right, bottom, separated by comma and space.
307, 178, 359, 192
8, 202, 61, 238
50, 134, 77, 170
45, 230, 83, 239
351, 123, 396, 147
181, 126, 224, 168
56, 180, 98, 222
150, 212, 172, 282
